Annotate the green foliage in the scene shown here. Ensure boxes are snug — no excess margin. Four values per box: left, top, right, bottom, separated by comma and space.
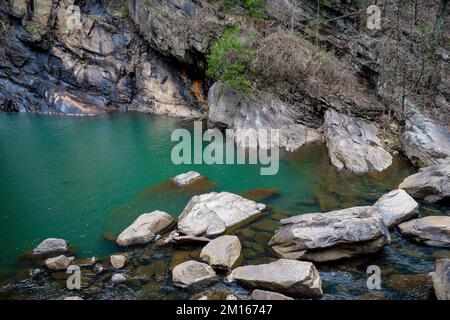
206, 27, 257, 92
25, 22, 41, 35
219, 0, 266, 20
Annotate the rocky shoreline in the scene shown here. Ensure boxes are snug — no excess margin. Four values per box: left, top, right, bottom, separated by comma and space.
1, 170, 447, 301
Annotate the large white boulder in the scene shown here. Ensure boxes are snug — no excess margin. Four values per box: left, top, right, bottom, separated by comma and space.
177, 192, 265, 237
33, 238, 68, 255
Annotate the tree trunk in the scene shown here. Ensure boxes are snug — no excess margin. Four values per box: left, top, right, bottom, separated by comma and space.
433, 0, 449, 44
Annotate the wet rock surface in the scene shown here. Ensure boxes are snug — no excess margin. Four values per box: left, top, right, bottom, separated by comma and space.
228, 259, 323, 298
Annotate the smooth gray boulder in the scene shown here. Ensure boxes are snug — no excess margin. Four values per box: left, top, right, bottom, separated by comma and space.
200, 235, 241, 269
117, 211, 175, 247
324, 109, 392, 173
45, 255, 74, 271
172, 171, 202, 186
33, 238, 68, 255
402, 112, 450, 167
399, 164, 450, 203
372, 189, 419, 228
250, 289, 294, 300
398, 216, 450, 247
269, 206, 391, 262
172, 260, 217, 288
431, 259, 450, 300
228, 259, 323, 298
177, 192, 265, 237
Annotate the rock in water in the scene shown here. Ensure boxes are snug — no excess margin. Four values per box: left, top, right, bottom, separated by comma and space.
399, 164, 450, 204
33, 238, 68, 255
324, 109, 392, 173
172, 260, 217, 288
228, 259, 323, 298
402, 111, 450, 167
111, 273, 126, 284
64, 296, 83, 301
117, 211, 175, 247
172, 171, 202, 186
200, 235, 242, 269
45, 255, 74, 271
431, 259, 450, 300
110, 255, 127, 269
398, 216, 450, 247
250, 289, 294, 300
269, 206, 391, 262
372, 189, 419, 228
177, 192, 266, 237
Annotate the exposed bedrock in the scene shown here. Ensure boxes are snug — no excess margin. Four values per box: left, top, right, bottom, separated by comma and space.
0, 0, 204, 116
324, 109, 393, 173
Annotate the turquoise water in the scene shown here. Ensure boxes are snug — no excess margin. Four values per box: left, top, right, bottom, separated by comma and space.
0, 112, 446, 300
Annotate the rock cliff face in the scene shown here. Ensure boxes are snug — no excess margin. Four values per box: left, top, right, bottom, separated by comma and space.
1, 0, 448, 169
0, 0, 204, 116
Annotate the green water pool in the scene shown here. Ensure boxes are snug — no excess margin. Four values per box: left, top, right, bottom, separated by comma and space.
0, 112, 448, 300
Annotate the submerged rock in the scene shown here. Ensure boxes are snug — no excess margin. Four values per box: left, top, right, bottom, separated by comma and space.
33, 238, 68, 255
250, 289, 294, 300
228, 259, 323, 298
240, 189, 280, 202
45, 255, 74, 271
117, 211, 175, 247
431, 259, 450, 300
398, 216, 450, 247
399, 164, 450, 204
372, 189, 419, 228
172, 171, 203, 186
177, 192, 266, 237
386, 273, 432, 296
172, 260, 217, 288
269, 206, 391, 262
200, 235, 242, 269
324, 109, 392, 173
110, 255, 127, 269
402, 111, 450, 167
